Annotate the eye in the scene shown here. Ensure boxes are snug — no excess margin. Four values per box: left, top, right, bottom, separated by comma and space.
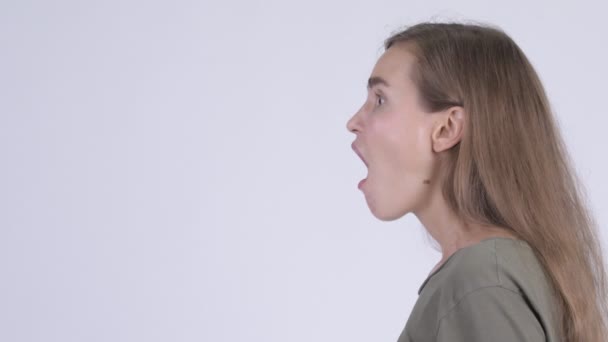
375, 93, 385, 107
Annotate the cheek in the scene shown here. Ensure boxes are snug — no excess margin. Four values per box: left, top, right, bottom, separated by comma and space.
375, 115, 430, 175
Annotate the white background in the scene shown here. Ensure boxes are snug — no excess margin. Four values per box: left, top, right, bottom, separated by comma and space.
1, 0, 607, 341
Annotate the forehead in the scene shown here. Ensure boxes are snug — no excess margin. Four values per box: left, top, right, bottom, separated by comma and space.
370, 45, 416, 89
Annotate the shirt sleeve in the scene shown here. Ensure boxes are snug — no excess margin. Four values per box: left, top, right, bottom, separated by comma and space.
435, 286, 546, 342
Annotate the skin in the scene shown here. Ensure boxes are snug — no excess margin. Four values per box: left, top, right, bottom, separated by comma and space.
346, 43, 518, 274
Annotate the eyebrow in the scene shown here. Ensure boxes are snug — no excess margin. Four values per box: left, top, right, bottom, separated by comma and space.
367, 76, 390, 89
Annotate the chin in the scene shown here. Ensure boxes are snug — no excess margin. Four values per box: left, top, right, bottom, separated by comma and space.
369, 203, 410, 221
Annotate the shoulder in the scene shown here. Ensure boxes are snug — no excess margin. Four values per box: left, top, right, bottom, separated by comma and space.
401, 238, 557, 342
418, 238, 536, 320
434, 286, 546, 341
431, 238, 527, 298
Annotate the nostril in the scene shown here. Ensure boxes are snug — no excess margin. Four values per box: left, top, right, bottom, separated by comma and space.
347, 120, 356, 133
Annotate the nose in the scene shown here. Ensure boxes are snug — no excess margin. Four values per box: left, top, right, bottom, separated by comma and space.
346, 109, 361, 134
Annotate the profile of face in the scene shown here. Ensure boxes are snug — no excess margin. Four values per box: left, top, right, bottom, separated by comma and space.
346, 44, 463, 221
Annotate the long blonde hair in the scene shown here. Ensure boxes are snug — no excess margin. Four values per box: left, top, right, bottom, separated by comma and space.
384, 21, 608, 341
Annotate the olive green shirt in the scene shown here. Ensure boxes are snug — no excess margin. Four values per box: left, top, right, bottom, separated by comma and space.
397, 237, 561, 342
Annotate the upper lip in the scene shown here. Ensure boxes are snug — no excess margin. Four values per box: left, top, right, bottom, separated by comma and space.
351, 142, 368, 167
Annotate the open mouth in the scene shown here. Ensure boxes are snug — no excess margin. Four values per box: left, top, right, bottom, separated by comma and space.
352, 142, 369, 190
351, 142, 368, 167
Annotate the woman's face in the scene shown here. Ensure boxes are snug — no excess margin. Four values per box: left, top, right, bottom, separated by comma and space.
346, 45, 437, 221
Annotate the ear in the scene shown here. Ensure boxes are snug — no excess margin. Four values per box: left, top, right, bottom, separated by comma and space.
431, 106, 465, 153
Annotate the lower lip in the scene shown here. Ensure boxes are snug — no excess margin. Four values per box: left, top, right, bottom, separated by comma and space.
358, 178, 367, 189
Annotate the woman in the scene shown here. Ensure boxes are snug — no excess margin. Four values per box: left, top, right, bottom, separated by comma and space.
346, 22, 608, 342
